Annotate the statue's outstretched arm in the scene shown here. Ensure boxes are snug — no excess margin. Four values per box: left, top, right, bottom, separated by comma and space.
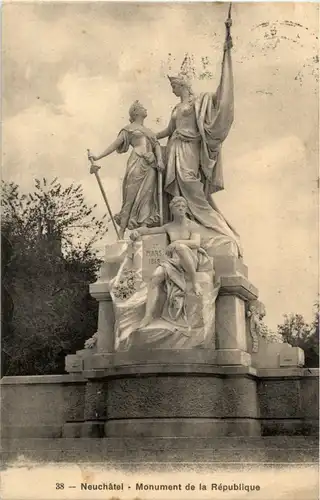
130, 224, 167, 241
93, 134, 124, 161
156, 116, 175, 140
156, 126, 171, 140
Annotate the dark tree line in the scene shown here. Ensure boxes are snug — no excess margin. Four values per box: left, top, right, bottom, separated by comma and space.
1, 178, 108, 376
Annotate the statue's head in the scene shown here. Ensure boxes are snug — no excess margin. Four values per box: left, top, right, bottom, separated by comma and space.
129, 100, 147, 123
167, 74, 193, 97
169, 196, 188, 217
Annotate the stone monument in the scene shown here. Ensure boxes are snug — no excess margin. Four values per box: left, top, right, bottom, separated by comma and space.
64, 9, 307, 442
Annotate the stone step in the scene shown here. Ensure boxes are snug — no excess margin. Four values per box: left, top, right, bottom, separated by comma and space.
2, 437, 319, 467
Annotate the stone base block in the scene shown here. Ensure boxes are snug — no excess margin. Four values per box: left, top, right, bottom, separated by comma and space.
215, 349, 251, 366
105, 418, 261, 438
65, 354, 84, 373
2, 368, 318, 446
82, 349, 253, 371
261, 419, 319, 436
81, 421, 105, 438
280, 347, 305, 367
62, 422, 83, 438
83, 349, 218, 370
219, 276, 258, 300
214, 256, 248, 279
63, 422, 105, 438
1, 425, 62, 439
104, 373, 259, 423
252, 338, 305, 369
257, 367, 317, 378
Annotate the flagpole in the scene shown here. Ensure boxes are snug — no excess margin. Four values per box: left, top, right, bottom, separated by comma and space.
226, 2, 232, 42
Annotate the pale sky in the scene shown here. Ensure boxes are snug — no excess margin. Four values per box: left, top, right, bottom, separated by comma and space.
2, 2, 319, 329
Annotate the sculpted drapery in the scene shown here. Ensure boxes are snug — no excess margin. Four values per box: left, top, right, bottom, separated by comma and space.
110, 196, 219, 350
114, 126, 161, 231
88, 101, 164, 239
161, 47, 242, 257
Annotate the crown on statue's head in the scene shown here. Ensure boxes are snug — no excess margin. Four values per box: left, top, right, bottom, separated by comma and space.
167, 72, 192, 89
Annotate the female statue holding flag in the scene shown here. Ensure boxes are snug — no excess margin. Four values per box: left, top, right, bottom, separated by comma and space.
157, 11, 242, 257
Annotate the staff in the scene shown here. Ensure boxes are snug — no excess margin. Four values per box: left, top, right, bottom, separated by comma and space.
158, 169, 163, 226
87, 149, 120, 240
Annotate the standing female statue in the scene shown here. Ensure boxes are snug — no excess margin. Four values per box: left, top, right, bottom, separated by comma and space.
89, 101, 164, 239
156, 27, 242, 257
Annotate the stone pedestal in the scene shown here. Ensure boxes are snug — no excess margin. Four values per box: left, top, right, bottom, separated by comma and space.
81, 242, 257, 367
2, 370, 317, 447
88, 241, 127, 353
215, 276, 258, 366
61, 362, 318, 440
64, 360, 262, 438
89, 282, 114, 352
63, 245, 308, 441
103, 368, 261, 438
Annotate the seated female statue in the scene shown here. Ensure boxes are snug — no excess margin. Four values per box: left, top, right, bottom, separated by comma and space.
130, 196, 213, 328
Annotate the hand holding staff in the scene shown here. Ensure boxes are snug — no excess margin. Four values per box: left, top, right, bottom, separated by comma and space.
87, 149, 121, 240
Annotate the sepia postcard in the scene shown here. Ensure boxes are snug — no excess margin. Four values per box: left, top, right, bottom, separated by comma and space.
1, 1, 319, 499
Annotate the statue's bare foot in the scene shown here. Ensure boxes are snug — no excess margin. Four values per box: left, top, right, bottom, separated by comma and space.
193, 282, 202, 296
140, 315, 152, 329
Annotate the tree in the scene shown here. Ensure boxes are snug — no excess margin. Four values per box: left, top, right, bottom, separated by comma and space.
1, 178, 108, 256
259, 321, 284, 343
277, 305, 319, 368
1, 178, 108, 376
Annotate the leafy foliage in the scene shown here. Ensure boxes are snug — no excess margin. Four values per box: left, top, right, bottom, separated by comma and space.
1, 178, 108, 255
277, 305, 319, 368
1, 178, 108, 376
259, 322, 284, 343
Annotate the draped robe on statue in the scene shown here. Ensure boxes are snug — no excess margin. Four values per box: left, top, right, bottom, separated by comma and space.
163, 49, 242, 257
114, 126, 160, 232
